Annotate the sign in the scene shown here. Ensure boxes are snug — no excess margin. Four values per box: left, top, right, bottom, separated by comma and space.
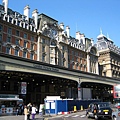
21, 82, 27, 94
61, 92, 65, 96
33, 64, 59, 72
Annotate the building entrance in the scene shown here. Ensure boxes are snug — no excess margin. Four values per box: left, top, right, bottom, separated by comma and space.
0, 70, 114, 106
0, 71, 78, 106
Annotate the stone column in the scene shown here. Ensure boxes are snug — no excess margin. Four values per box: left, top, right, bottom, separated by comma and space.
37, 35, 40, 61
78, 78, 82, 100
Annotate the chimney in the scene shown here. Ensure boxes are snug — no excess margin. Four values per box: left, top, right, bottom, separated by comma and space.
91, 38, 94, 46
24, 5, 30, 21
59, 23, 64, 30
3, 0, 8, 14
32, 9, 38, 29
66, 26, 70, 38
76, 31, 80, 40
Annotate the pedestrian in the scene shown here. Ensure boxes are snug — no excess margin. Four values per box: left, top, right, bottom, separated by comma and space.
24, 105, 28, 120
31, 104, 37, 120
27, 103, 32, 120
16, 107, 19, 116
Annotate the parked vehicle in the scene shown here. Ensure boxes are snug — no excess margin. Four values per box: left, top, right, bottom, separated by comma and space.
86, 102, 112, 120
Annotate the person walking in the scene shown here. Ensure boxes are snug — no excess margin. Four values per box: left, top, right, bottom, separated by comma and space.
31, 104, 37, 120
24, 105, 28, 120
27, 103, 32, 120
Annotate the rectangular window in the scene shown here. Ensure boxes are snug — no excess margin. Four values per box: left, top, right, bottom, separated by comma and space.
42, 39, 45, 44
9, 17, 12, 23
8, 28, 12, 34
50, 48, 53, 53
0, 24, 3, 31
30, 53, 34, 60
62, 46, 65, 50
75, 52, 78, 56
62, 52, 64, 58
25, 24, 27, 29
15, 39, 19, 45
24, 41, 27, 47
15, 49, 19, 56
31, 36, 34, 41
42, 55, 45, 61
16, 30, 19, 36
0, 45, 1, 51
42, 46, 45, 52
31, 43, 34, 50
7, 37, 11, 42
6, 47, 10, 54
50, 57, 54, 63
72, 50, 74, 55
17, 21, 20, 26
23, 51, 27, 58
63, 60, 65, 66
24, 33, 27, 39
0, 34, 2, 41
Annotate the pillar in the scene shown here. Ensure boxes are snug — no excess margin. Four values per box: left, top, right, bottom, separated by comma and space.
78, 78, 82, 100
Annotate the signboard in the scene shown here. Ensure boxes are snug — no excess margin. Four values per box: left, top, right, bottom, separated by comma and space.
20, 82, 27, 94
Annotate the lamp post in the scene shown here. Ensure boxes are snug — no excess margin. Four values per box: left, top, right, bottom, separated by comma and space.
78, 77, 82, 100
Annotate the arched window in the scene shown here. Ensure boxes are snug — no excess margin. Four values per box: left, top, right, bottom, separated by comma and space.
51, 41, 56, 46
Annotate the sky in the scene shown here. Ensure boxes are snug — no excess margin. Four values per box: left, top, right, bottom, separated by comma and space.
1, 0, 120, 47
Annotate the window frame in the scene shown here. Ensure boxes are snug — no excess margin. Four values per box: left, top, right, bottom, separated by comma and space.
23, 51, 27, 58
8, 27, 12, 34
15, 49, 19, 56
6, 47, 10, 54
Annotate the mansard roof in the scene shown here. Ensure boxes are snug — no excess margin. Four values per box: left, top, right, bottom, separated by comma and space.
96, 33, 120, 55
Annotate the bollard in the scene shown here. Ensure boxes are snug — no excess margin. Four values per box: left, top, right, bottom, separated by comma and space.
44, 118, 48, 120
80, 105, 83, 110
74, 106, 77, 112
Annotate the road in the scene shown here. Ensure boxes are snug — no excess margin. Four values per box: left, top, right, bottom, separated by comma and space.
0, 111, 99, 120
1, 108, 118, 120
0, 111, 86, 120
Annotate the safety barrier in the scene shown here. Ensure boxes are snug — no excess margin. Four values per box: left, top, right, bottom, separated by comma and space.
0, 107, 17, 115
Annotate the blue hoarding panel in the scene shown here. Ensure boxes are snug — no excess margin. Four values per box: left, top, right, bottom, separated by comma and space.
57, 100, 68, 112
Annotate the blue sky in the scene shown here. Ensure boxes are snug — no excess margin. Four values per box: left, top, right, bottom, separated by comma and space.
1, 0, 120, 47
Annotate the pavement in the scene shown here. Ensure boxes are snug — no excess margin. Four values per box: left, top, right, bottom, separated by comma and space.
0, 111, 85, 120
0, 114, 60, 120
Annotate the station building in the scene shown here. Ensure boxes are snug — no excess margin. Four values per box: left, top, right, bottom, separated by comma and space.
0, 0, 120, 106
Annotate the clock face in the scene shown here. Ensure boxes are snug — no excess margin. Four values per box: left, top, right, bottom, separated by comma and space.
52, 29, 57, 36
50, 28, 57, 39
